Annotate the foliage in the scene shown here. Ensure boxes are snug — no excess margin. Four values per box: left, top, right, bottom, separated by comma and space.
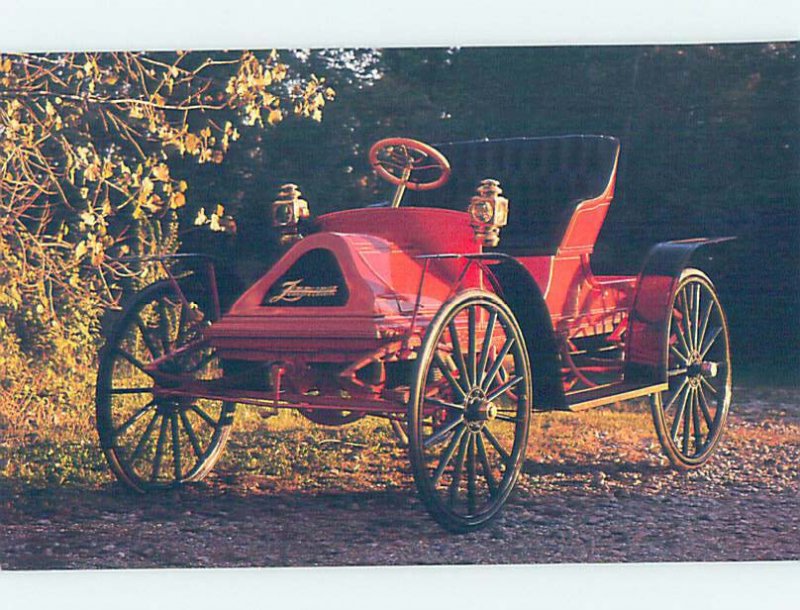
0, 50, 334, 344
0, 50, 335, 445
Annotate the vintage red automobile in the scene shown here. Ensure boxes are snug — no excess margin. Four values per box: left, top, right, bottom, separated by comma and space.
95, 136, 733, 531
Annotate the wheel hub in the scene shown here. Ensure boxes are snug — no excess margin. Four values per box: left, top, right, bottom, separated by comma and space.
463, 387, 497, 431
687, 358, 718, 379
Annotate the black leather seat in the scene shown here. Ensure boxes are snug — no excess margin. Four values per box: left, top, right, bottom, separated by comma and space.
405, 135, 620, 254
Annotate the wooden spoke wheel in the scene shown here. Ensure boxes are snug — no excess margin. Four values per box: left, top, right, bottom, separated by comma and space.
408, 290, 532, 532
651, 269, 732, 469
96, 279, 235, 492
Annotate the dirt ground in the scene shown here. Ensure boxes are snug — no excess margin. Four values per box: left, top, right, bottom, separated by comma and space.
1, 385, 798, 570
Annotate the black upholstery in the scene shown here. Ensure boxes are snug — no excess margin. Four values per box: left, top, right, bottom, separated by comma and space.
405, 135, 620, 253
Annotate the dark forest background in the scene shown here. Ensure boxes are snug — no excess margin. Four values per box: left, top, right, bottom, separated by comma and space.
179, 43, 799, 385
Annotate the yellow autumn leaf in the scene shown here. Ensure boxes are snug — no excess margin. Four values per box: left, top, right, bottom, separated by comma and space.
179, 180, 188, 193
138, 177, 155, 204
185, 133, 201, 154
267, 108, 283, 125
194, 207, 208, 225
90, 242, 105, 267
215, 204, 225, 217
152, 163, 170, 181
169, 192, 186, 209
74, 240, 88, 260
84, 163, 101, 182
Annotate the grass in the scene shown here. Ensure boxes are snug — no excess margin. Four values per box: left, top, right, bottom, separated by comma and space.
1, 391, 662, 492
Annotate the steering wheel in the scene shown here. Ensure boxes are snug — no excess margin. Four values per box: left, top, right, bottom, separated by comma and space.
368, 137, 451, 207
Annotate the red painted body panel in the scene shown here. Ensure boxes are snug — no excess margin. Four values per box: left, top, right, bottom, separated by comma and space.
202, 135, 661, 406
205, 209, 486, 361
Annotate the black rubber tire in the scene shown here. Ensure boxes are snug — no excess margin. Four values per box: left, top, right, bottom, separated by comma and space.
96, 278, 235, 492
651, 269, 732, 470
408, 290, 531, 532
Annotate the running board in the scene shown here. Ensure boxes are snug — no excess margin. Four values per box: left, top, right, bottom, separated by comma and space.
565, 381, 668, 412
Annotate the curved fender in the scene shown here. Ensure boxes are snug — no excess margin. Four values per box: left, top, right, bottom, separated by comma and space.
625, 237, 735, 384
488, 257, 566, 411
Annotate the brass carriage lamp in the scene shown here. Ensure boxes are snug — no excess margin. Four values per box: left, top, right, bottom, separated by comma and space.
468, 179, 509, 247
272, 183, 310, 245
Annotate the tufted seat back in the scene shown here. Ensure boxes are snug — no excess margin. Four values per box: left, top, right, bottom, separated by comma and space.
405, 135, 620, 254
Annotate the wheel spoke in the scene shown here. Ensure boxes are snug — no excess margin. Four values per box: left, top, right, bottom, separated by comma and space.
467, 306, 477, 384
176, 302, 190, 346
115, 348, 155, 377
697, 296, 714, 353
114, 400, 157, 439
157, 300, 172, 352
130, 411, 159, 464
482, 427, 510, 464
179, 409, 204, 459
663, 378, 689, 411
476, 310, 498, 387
487, 375, 524, 402
670, 384, 691, 441
433, 351, 467, 399
697, 385, 715, 429
481, 336, 516, 391
494, 413, 522, 423
682, 387, 693, 455
448, 321, 470, 389
692, 387, 704, 449
448, 432, 470, 507
692, 285, 701, 350
670, 343, 689, 364
466, 434, 477, 514
151, 415, 169, 481
423, 416, 464, 449
187, 350, 217, 374
700, 326, 723, 359
171, 412, 182, 480
679, 288, 694, 351
476, 432, 498, 497
135, 316, 162, 359
431, 425, 467, 486
700, 375, 718, 395
189, 404, 218, 429
424, 396, 465, 411
668, 367, 688, 377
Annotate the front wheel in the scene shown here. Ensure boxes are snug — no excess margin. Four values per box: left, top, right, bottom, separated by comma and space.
408, 290, 532, 532
651, 269, 732, 469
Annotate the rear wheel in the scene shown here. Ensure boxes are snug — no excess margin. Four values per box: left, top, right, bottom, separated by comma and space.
96, 279, 235, 492
651, 269, 731, 469
408, 290, 531, 532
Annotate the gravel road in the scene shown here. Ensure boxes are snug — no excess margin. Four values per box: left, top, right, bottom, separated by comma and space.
1, 385, 797, 569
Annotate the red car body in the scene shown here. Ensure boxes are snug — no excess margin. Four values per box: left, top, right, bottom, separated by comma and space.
205, 135, 670, 411
96, 135, 733, 531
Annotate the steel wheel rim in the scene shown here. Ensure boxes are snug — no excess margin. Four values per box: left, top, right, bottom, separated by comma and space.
96, 282, 233, 491
410, 292, 531, 527
657, 274, 731, 464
